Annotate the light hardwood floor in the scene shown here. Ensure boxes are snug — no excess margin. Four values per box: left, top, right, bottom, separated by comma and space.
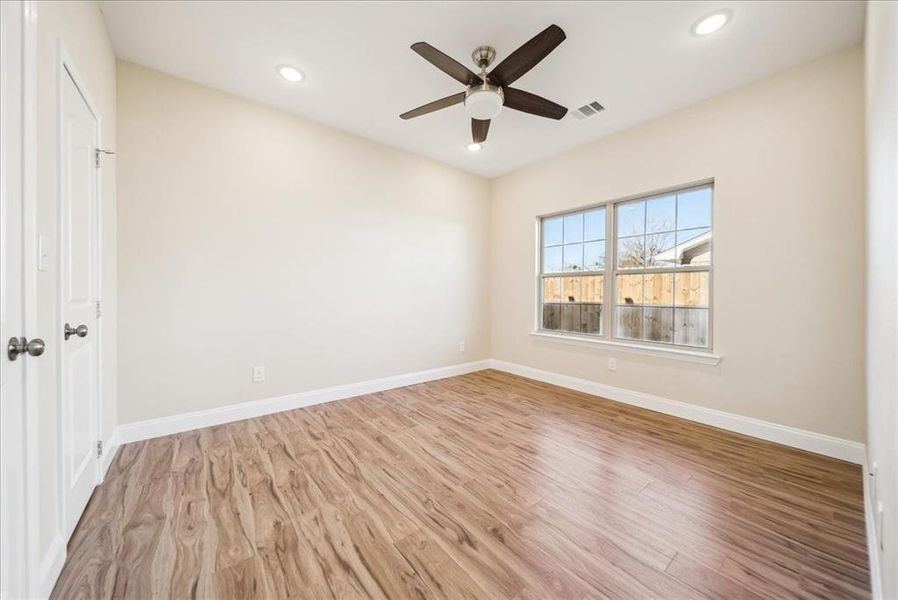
52, 370, 869, 599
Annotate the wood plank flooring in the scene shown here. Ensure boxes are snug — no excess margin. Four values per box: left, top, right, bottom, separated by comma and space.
51, 370, 869, 599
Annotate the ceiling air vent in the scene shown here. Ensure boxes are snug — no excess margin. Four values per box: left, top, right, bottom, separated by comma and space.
573, 101, 605, 119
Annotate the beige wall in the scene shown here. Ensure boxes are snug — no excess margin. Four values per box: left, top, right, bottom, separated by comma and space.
490, 47, 866, 442
116, 61, 491, 425
117, 48, 867, 443
34, 0, 117, 580
865, 2, 897, 596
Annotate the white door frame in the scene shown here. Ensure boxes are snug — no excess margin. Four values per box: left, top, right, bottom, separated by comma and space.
56, 40, 105, 541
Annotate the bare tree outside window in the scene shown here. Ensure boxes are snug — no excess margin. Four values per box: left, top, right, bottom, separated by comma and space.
617, 216, 675, 270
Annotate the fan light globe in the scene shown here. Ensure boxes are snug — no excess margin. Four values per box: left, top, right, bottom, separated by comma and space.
465, 86, 504, 120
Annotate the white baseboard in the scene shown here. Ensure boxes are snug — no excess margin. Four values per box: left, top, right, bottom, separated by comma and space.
36, 533, 65, 599
117, 360, 491, 444
114, 356, 864, 465
488, 359, 866, 464
863, 459, 884, 600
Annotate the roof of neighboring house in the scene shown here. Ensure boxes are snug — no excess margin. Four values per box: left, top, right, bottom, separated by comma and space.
653, 231, 712, 266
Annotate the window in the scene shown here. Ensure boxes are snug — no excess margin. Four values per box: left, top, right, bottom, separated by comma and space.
540, 207, 606, 335
538, 183, 712, 350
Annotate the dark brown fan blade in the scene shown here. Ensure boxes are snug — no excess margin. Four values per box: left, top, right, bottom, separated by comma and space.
489, 24, 566, 86
400, 92, 466, 120
411, 42, 483, 87
503, 87, 567, 120
472, 118, 490, 144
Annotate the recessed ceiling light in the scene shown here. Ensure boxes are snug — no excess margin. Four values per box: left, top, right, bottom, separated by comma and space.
276, 64, 304, 82
467, 143, 483, 152
692, 11, 731, 36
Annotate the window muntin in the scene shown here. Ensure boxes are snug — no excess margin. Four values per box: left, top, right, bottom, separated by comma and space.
538, 183, 712, 350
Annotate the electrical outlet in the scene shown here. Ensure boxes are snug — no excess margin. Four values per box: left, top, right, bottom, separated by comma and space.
458, 341, 466, 353
608, 357, 617, 371
252, 366, 265, 383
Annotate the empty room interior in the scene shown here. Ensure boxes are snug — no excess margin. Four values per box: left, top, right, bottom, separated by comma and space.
1, 0, 897, 598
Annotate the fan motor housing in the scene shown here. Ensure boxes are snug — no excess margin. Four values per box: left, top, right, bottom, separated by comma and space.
465, 83, 504, 120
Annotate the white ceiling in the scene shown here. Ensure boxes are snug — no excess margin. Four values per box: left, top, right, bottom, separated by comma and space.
99, 1, 865, 178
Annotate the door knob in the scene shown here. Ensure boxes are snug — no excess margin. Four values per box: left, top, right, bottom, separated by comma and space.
64, 323, 88, 340
7, 337, 46, 361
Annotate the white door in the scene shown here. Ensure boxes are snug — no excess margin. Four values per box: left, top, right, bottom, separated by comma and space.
1, 1, 34, 598
59, 65, 100, 540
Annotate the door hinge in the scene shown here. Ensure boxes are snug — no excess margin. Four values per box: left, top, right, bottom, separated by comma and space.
97, 440, 103, 458
95, 148, 115, 168
96, 300, 101, 318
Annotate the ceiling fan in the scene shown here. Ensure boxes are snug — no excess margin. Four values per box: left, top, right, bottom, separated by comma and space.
400, 25, 568, 146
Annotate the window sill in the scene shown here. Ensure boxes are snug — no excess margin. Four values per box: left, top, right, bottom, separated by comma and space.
529, 331, 721, 365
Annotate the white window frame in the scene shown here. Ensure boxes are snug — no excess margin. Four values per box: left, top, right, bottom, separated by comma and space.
533, 179, 720, 364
